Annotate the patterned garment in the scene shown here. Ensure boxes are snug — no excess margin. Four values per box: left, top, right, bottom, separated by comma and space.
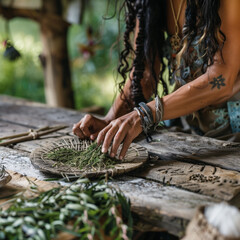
162, 36, 240, 139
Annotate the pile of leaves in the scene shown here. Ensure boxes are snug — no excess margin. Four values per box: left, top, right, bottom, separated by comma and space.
0, 179, 132, 240
47, 142, 121, 170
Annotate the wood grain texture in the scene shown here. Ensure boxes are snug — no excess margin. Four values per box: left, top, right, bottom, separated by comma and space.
1, 96, 240, 236
111, 176, 219, 236
136, 131, 240, 172
0, 147, 51, 180
134, 159, 240, 201
0, 170, 59, 209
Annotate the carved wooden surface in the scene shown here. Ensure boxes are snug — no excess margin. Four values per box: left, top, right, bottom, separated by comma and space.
0, 145, 219, 236
133, 159, 240, 202
1, 95, 240, 236
136, 131, 240, 172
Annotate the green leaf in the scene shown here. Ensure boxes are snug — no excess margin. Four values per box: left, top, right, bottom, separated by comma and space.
36, 228, 46, 240
24, 216, 36, 225
0, 232, 5, 239
61, 195, 80, 202
65, 203, 84, 211
12, 218, 23, 227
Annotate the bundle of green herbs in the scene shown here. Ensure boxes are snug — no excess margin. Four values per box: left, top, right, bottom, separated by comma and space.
0, 179, 132, 240
47, 142, 120, 170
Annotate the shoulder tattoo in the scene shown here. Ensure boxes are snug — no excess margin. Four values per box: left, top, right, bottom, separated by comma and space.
209, 75, 226, 90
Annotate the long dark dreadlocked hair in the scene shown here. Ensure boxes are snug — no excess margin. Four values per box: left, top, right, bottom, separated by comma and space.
180, 0, 226, 76
118, 0, 225, 107
118, 0, 167, 107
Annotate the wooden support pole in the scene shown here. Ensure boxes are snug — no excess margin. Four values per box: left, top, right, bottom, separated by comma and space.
39, 0, 74, 108
0, 1, 75, 108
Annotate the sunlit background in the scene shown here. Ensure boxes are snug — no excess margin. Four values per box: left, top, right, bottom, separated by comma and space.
0, 1, 123, 113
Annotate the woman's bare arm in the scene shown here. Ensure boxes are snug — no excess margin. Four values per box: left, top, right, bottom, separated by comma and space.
73, 20, 159, 139
98, 0, 240, 159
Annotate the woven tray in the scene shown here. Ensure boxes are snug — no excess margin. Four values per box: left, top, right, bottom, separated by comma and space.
0, 166, 12, 188
30, 137, 148, 178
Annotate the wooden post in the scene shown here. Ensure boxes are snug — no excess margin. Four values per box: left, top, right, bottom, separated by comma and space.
39, 0, 74, 108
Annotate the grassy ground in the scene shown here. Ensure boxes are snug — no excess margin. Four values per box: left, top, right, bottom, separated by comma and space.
0, 2, 121, 113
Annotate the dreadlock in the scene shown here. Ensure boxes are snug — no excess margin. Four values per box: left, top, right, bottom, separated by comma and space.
118, 0, 167, 107
181, 0, 226, 78
118, 0, 225, 106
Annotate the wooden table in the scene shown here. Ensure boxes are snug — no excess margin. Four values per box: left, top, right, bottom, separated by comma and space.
0, 95, 240, 237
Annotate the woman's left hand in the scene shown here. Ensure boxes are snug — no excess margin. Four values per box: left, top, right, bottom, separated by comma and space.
97, 110, 142, 160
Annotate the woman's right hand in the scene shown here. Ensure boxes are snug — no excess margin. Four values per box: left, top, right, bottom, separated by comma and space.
72, 114, 108, 141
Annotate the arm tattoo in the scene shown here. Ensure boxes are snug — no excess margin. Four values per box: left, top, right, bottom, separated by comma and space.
209, 75, 226, 90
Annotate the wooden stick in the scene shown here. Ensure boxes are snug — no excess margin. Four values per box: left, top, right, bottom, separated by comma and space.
0, 125, 67, 146
0, 126, 50, 141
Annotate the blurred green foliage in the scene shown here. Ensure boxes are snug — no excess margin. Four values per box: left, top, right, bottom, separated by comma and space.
0, 1, 123, 112
0, 18, 44, 102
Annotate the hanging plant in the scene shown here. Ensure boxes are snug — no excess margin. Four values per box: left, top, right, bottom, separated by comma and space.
2, 20, 21, 61
3, 39, 21, 61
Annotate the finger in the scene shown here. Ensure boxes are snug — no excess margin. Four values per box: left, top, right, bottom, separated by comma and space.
118, 134, 133, 160
80, 122, 91, 137
72, 123, 85, 138
110, 124, 129, 158
74, 127, 85, 139
79, 114, 92, 137
72, 121, 81, 133
97, 124, 112, 146
90, 132, 99, 141
101, 125, 120, 155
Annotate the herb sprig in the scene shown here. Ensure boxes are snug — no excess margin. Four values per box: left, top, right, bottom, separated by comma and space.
0, 179, 132, 240
47, 142, 120, 170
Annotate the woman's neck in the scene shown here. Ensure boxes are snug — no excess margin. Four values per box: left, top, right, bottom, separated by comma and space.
166, 0, 186, 38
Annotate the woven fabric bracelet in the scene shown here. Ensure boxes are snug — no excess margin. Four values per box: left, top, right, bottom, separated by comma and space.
134, 107, 153, 142
154, 95, 164, 129
139, 102, 154, 127
138, 106, 152, 128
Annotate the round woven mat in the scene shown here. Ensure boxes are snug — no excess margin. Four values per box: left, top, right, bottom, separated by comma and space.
0, 167, 11, 188
30, 137, 148, 178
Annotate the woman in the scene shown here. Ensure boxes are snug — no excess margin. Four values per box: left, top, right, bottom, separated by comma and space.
73, 0, 240, 160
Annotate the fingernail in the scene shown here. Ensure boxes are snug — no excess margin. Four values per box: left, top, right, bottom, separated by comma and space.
72, 124, 76, 130
119, 156, 123, 160
110, 153, 115, 158
90, 135, 94, 140
102, 147, 107, 153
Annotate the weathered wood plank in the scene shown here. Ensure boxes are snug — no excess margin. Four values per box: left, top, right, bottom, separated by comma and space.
13, 136, 70, 153
0, 147, 51, 180
133, 159, 240, 201
136, 131, 240, 172
0, 96, 84, 151
111, 176, 219, 236
0, 96, 84, 128
0, 120, 30, 137
0, 141, 219, 236
0, 170, 59, 209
